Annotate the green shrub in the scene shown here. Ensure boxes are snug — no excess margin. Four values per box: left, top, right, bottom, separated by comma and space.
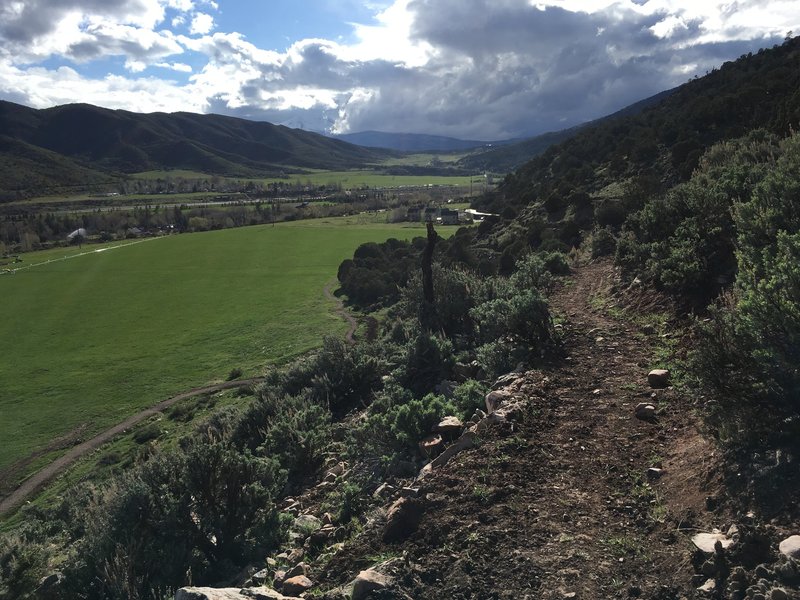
590, 227, 617, 258
401, 331, 455, 396
452, 380, 487, 418
542, 251, 571, 275
256, 392, 331, 481
132, 422, 161, 444
0, 533, 49, 600
475, 340, 526, 380
376, 393, 457, 453
693, 132, 800, 446
64, 441, 287, 599
616, 130, 781, 308
309, 337, 385, 418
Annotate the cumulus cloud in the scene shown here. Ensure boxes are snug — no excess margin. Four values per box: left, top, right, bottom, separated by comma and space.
0, 0, 799, 139
155, 61, 193, 72
189, 12, 214, 35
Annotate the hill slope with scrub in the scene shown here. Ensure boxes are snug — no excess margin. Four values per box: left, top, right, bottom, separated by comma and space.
0, 100, 396, 198
2, 36, 800, 600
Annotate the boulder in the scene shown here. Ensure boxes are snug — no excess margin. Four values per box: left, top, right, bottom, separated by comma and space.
647, 369, 670, 389
434, 380, 457, 398
485, 389, 512, 413
429, 430, 477, 469
278, 497, 297, 510
399, 486, 420, 498
634, 403, 656, 421
286, 548, 304, 564
250, 568, 271, 585
293, 514, 321, 533
283, 563, 308, 579
282, 575, 313, 597
434, 416, 463, 435
373, 483, 395, 498
351, 569, 393, 600
310, 524, 338, 545
697, 579, 716, 594
453, 361, 479, 382
325, 462, 346, 479
418, 433, 444, 458
692, 531, 736, 554
779, 535, 800, 559
383, 497, 424, 543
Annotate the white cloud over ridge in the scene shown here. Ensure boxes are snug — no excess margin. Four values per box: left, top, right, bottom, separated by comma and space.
0, 0, 798, 139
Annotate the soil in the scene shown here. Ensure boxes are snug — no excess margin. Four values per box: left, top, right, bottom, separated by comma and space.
298, 260, 798, 599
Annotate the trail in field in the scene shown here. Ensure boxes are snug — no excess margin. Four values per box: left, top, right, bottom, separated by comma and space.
324, 279, 357, 344
0, 378, 263, 516
0, 271, 356, 516
0, 236, 162, 275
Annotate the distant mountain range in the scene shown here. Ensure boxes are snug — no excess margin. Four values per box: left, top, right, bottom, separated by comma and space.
0, 85, 681, 200
332, 131, 504, 152
0, 101, 396, 198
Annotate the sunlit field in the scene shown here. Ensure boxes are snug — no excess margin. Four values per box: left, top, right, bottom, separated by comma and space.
0, 217, 453, 485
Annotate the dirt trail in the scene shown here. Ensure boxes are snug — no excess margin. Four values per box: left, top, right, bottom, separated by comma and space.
1, 280, 360, 516
324, 279, 357, 344
316, 259, 716, 599
0, 378, 263, 516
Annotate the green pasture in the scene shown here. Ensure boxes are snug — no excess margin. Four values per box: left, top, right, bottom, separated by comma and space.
10, 191, 239, 208
130, 169, 474, 189
0, 217, 452, 484
377, 152, 468, 166
257, 170, 473, 188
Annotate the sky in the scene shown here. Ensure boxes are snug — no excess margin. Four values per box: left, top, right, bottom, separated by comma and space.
0, 0, 798, 140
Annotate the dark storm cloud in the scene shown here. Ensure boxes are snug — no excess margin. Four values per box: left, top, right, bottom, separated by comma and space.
324, 0, 788, 137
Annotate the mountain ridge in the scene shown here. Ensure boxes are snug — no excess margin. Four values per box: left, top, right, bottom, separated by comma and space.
0, 101, 397, 197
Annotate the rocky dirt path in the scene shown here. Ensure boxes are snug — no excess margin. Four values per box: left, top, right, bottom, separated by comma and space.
312, 259, 718, 599
0, 377, 264, 516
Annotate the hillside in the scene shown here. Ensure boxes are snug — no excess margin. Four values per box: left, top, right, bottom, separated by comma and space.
0, 136, 116, 199
483, 38, 800, 224
0, 101, 397, 196
3, 37, 800, 600
456, 89, 676, 174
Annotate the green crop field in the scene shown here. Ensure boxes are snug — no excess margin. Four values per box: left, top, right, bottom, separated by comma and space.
0, 217, 451, 486
256, 170, 474, 188
128, 169, 475, 189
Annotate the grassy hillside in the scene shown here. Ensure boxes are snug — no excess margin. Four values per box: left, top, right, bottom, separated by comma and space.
0, 136, 117, 200
0, 218, 455, 484
0, 101, 399, 198
495, 38, 800, 212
